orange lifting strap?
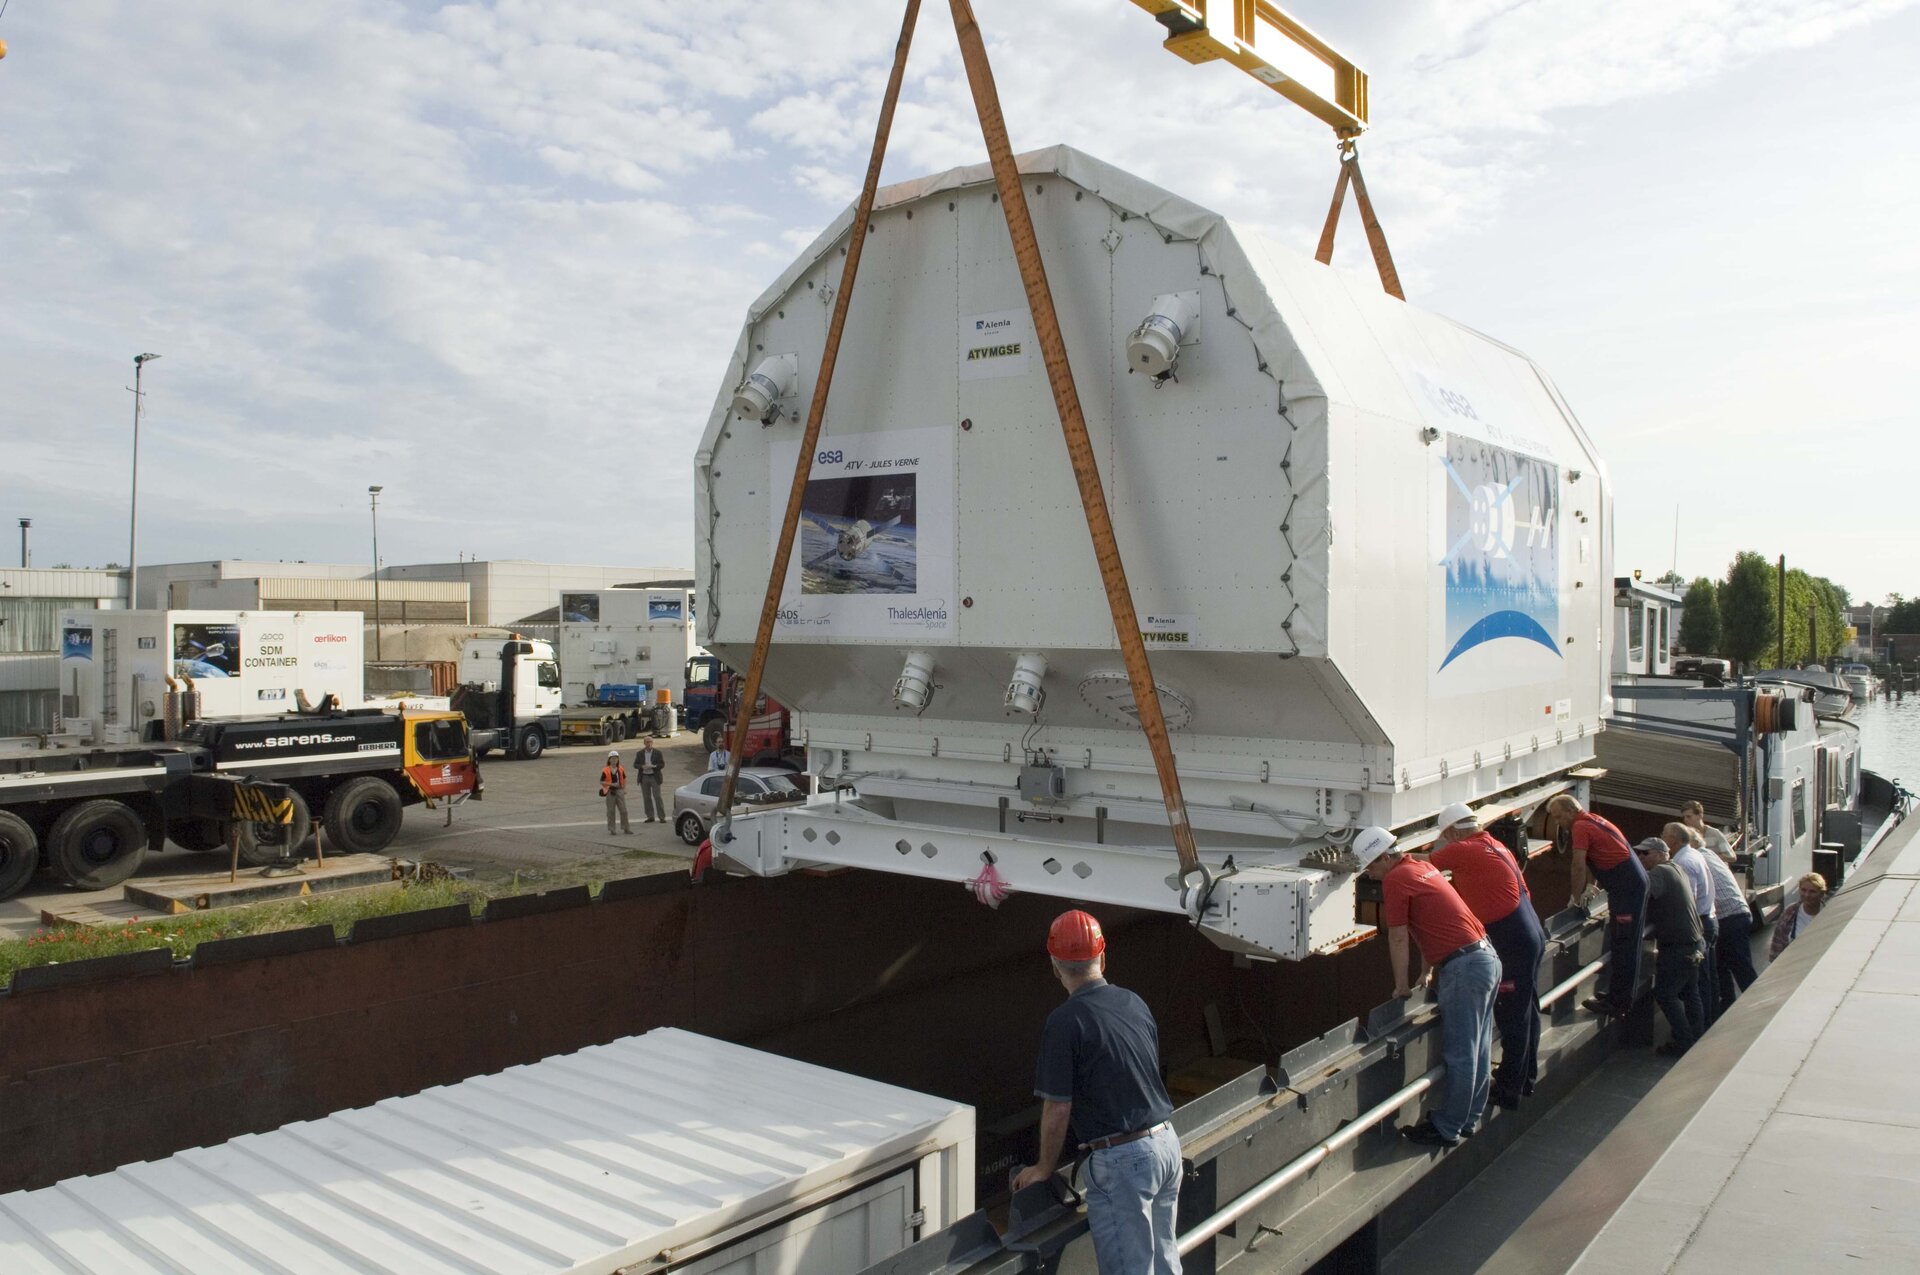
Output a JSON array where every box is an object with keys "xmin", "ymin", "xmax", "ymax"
[{"xmin": 1314, "ymin": 141, "xmax": 1404, "ymax": 300}]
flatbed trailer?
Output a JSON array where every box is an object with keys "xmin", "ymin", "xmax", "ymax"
[{"xmin": 558, "ymin": 704, "xmax": 657, "ymax": 746}]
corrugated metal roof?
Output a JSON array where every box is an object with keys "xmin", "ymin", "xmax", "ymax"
[{"xmin": 0, "ymin": 1029, "xmax": 971, "ymax": 1275}]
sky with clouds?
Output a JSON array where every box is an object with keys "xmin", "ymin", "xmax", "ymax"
[{"xmin": 2, "ymin": 0, "xmax": 1916, "ymax": 603}]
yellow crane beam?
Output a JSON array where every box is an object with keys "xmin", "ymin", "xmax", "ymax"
[
  {"xmin": 1128, "ymin": 0, "xmax": 1402, "ymax": 299},
  {"xmin": 1129, "ymin": 0, "xmax": 1368, "ymax": 138}
]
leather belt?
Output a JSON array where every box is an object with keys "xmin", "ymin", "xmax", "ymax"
[
  {"xmin": 1081, "ymin": 1120, "xmax": 1169, "ymax": 1152},
  {"xmin": 1435, "ymin": 938, "xmax": 1491, "ymax": 970}
]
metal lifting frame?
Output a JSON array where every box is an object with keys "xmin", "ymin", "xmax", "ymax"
[
  {"xmin": 714, "ymin": 0, "xmax": 1207, "ymax": 897},
  {"xmin": 1130, "ymin": 0, "xmax": 1404, "ymax": 299}
]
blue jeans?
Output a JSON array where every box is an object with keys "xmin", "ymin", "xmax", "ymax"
[
  {"xmin": 1485, "ymin": 905, "xmax": 1545, "ymax": 1102},
  {"xmin": 1654, "ymin": 942, "xmax": 1706, "ymax": 1045},
  {"xmin": 1594, "ymin": 857, "xmax": 1649, "ymax": 1009},
  {"xmin": 1715, "ymin": 910, "xmax": 1758, "ymax": 1011},
  {"xmin": 1697, "ymin": 914, "xmax": 1720, "ymax": 1026},
  {"xmin": 1085, "ymin": 1123, "xmax": 1183, "ymax": 1275},
  {"xmin": 1433, "ymin": 944, "xmax": 1500, "ymax": 1140}
]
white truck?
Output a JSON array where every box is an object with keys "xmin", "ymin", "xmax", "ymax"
[
  {"xmin": 695, "ymin": 146, "xmax": 1613, "ymax": 962},
  {"xmin": 57, "ymin": 608, "xmax": 365, "ymax": 744},
  {"xmin": 450, "ymin": 636, "xmax": 565, "ymax": 759}
]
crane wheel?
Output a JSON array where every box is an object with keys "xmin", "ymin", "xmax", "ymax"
[
  {"xmin": 323, "ymin": 777, "xmax": 404, "ymax": 855},
  {"xmin": 47, "ymin": 800, "xmax": 147, "ymax": 890},
  {"xmin": 0, "ymin": 811, "xmax": 40, "ymax": 901}
]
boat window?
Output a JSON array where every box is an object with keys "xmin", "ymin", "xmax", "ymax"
[
  {"xmin": 1792, "ymin": 779, "xmax": 1808, "ymax": 843},
  {"xmin": 1846, "ymin": 755, "xmax": 1857, "ymax": 801},
  {"xmin": 537, "ymin": 661, "xmax": 562, "ymax": 690},
  {"xmin": 1658, "ymin": 606, "xmax": 1670, "ymax": 662},
  {"xmin": 1628, "ymin": 605, "xmax": 1644, "ymax": 664}
]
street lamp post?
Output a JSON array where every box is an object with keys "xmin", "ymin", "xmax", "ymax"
[
  {"xmin": 368, "ymin": 485, "xmax": 384, "ymax": 660},
  {"xmin": 128, "ymin": 353, "xmax": 161, "ymax": 607}
]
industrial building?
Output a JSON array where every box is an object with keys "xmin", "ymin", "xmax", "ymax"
[
  {"xmin": 0, "ymin": 569, "xmax": 128, "ymax": 735},
  {"xmin": 0, "ymin": 559, "xmax": 689, "ymax": 733},
  {"xmin": 383, "ymin": 560, "xmax": 689, "ymax": 627},
  {"xmin": 140, "ymin": 558, "xmax": 688, "ymax": 628}
]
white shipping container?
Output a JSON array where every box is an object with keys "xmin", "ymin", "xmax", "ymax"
[
  {"xmin": 694, "ymin": 145, "xmax": 1612, "ymax": 960},
  {"xmin": 57, "ymin": 608, "xmax": 366, "ymax": 743},
  {"xmin": 0, "ymin": 1029, "xmax": 975, "ymax": 1275},
  {"xmin": 556, "ymin": 588, "xmax": 701, "ymax": 706}
]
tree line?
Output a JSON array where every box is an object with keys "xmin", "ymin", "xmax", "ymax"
[{"xmin": 1676, "ymin": 552, "xmax": 1860, "ymax": 669}]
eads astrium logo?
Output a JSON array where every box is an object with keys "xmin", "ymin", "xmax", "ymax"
[{"xmin": 1437, "ymin": 436, "xmax": 1560, "ymax": 671}]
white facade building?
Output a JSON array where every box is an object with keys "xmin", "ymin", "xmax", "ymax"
[
  {"xmin": 0, "ymin": 568, "xmax": 129, "ymax": 735},
  {"xmin": 386, "ymin": 561, "xmax": 690, "ymax": 626}
]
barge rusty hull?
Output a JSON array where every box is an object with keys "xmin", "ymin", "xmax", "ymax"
[{"xmin": 0, "ymin": 868, "xmax": 1403, "ymax": 1197}]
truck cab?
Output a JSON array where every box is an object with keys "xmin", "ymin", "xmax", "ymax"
[
  {"xmin": 683, "ymin": 656, "xmax": 799, "ymax": 767},
  {"xmin": 452, "ymin": 637, "xmax": 564, "ymax": 759}
]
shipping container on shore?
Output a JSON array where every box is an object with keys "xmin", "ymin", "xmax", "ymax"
[
  {"xmin": 56, "ymin": 608, "xmax": 365, "ymax": 744},
  {"xmin": 555, "ymin": 587, "xmax": 701, "ymax": 707}
]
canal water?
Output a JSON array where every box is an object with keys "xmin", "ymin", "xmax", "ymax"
[{"xmin": 1854, "ymin": 693, "xmax": 1920, "ymax": 790}]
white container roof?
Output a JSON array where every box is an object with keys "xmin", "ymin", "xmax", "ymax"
[{"xmin": 0, "ymin": 1028, "xmax": 973, "ymax": 1275}]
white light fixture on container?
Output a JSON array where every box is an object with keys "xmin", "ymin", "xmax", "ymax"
[
  {"xmin": 893, "ymin": 651, "xmax": 936, "ymax": 711},
  {"xmin": 1004, "ymin": 652, "xmax": 1048, "ymax": 715},
  {"xmin": 730, "ymin": 353, "xmax": 799, "ymax": 425},
  {"xmin": 1125, "ymin": 291, "xmax": 1199, "ymax": 383}
]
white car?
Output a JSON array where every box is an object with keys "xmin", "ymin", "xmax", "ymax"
[{"xmin": 673, "ymin": 768, "xmax": 809, "ymax": 846}]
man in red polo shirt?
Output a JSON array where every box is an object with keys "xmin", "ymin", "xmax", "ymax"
[
  {"xmin": 1424, "ymin": 803, "xmax": 1545, "ymax": 1110},
  {"xmin": 1356, "ymin": 825, "xmax": 1499, "ymax": 1147},
  {"xmin": 1548, "ymin": 794, "xmax": 1647, "ymax": 1016}
]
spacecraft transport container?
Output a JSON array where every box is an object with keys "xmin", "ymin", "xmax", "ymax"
[
  {"xmin": 694, "ymin": 146, "xmax": 1612, "ymax": 961},
  {"xmin": 555, "ymin": 586, "xmax": 700, "ymax": 710},
  {"xmin": 57, "ymin": 609, "xmax": 365, "ymax": 746}
]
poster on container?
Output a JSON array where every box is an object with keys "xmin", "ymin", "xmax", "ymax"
[
  {"xmin": 1430, "ymin": 432, "xmax": 1562, "ymax": 695},
  {"xmin": 172, "ymin": 623, "xmax": 241, "ymax": 678},
  {"xmin": 61, "ymin": 625, "xmax": 93, "ymax": 662},
  {"xmin": 561, "ymin": 593, "xmax": 600, "ymax": 624},
  {"xmin": 769, "ymin": 427, "xmax": 953, "ymax": 639},
  {"xmin": 647, "ymin": 595, "xmax": 683, "ymax": 622}
]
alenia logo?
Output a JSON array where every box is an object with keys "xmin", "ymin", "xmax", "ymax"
[{"xmin": 975, "ymin": 317, "xmax": 1014, "ymax": 332}]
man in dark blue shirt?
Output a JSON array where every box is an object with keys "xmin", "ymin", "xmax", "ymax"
[{"xmin": 1013, "ymin": 910, "xmax": 1182, "ymax": 1274}]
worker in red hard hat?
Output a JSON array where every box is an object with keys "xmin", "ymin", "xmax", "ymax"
[{"xmin": 1013, "ymin": 910, "xmax": 1182, "ymax": 1274}]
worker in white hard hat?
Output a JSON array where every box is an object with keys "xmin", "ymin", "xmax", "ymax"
[
  {"xmin": 1421, "ymin": 804, "xmax": 1545, "ymax": 1110},
  {"xmin": 1355, "ymin": 825, "xmax": 1499, "ymax": 1147},
  {"xmin": 600, "ymin": 749, "xmax": 632, "ymax": 836}
]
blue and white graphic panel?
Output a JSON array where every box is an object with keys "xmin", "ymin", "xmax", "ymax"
[{"xmin": 1432, "ymin": 433, "xmax": 1562, "ymax": 693}]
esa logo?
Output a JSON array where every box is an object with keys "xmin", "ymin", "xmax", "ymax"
[{"xmin": 817, "ymin": 450, "xmax": 844, "ymax": 465}]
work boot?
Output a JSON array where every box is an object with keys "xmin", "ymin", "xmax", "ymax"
[{"xmin": 1400, "ymin": 1119, "xmax": 1459, "ymax": 1149}]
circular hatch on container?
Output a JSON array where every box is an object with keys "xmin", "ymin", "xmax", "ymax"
[{"xmin": 1076, "ymin": 670, "xmax": 1196, "ymax": 731}]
